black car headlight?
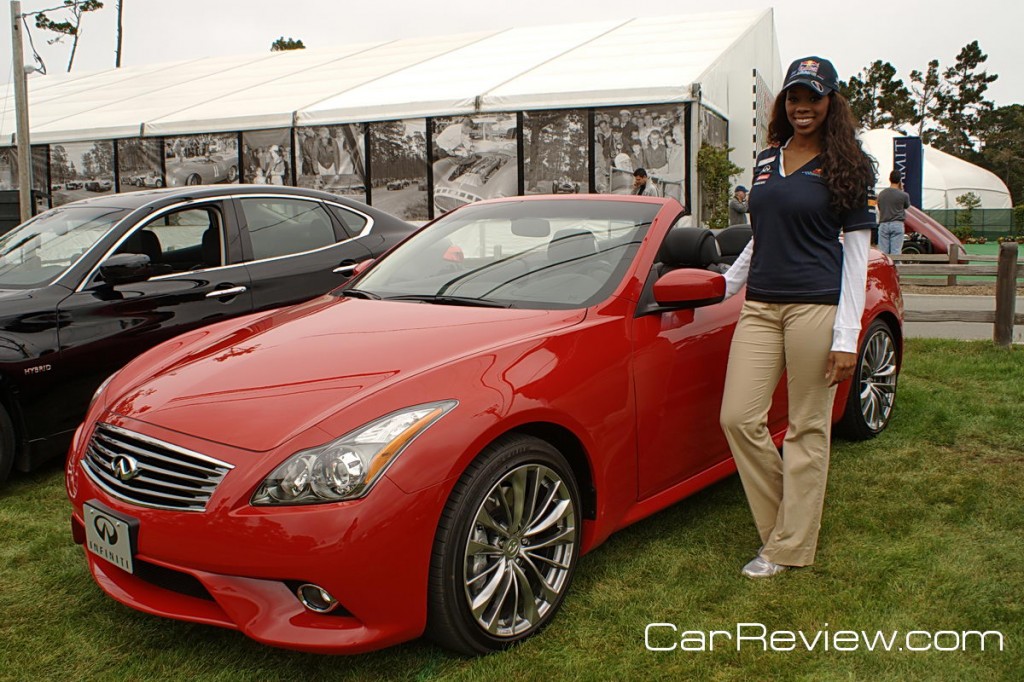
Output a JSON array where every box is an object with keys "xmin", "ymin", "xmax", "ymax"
[{"xmin": 251, "ymin": 400, "xmax": 457, "ymax": 506}]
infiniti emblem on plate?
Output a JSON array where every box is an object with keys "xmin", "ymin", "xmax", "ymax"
[{"xmin": 111, "ymin": 455, "xmax": 141, "ymax": 482}]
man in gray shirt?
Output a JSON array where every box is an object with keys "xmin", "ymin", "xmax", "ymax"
[
  {"xmin": 877, "ymin": 170, "xmax": 911, "ymax": 255},
  {"xmin": 729, "ymin": 185, "xmax": 749, "ymax": 225}
]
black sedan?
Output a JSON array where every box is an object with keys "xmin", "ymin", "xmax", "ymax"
[{"xmin": 0, "ymin": 185, "xmax": 414, "ymax": 486}]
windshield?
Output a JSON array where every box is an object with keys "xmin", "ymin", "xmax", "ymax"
[
  {"xmin": 0, "ymin": 205, "xmax": 130, "ymax": 288},
  {"xmin": 352, "ymin": 200, "xmax": 657, "ymax": 309}
]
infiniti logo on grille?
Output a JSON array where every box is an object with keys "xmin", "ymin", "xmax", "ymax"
[{"xmin": 110, "ymin": 455, "xmax": 141, "ymax": 482}]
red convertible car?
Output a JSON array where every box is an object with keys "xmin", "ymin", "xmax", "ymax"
[{"xmin": 66, "ymin": 196, "xmax": 903, "ymax": 655}]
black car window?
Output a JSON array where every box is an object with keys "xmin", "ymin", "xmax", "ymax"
[
  {"xmin": 328, "ymin": 204, "xmax": 368, "ymax": 238},
  {"xmin": 0, "ymin": 205, "xmax": 129, "ymax": 288},
  {"xmin": 115, "ymin": 207, "xmax": 224, "ymax": 274},
  {"xmin": 239, "ymin": 198, "xmax": 337, "ymax": 260}
]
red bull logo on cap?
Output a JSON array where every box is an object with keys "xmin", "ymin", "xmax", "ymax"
[{"xmin": 797, "ymin": 60, "xmax": 821, "ymax": 76}]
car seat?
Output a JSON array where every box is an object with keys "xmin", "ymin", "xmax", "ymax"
[
  {"xmin": 713, "ymin": 225, "xmax": 753, "ymax": 265},
  {"xmin": 118, "ymin": 229, "xmax": 162, "ymax": 263},
  {"xmin": 658, "ymin": 227, "xmax": 721, "ymax": 270},
  {"xmin": 201, "ymin": 226, "xmax": 222, "ymax": 268}
]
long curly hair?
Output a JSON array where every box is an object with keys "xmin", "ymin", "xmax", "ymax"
[{"xmin": 768, "ymin": 88, "xmax": 876, "ymax": 213}]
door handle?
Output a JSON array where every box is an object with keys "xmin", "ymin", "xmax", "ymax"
[
  {"xmin": 333, "ymin": 261, "xmax": 359, "ymax": 275},
  {"xmin": 205, "ymin": 285, "xmax": 247, "ymax": 299}
]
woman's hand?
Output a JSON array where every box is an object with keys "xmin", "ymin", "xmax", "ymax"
[{"xmin": 826, "ymin": 351, "xmax": 857, "ymax": 386}]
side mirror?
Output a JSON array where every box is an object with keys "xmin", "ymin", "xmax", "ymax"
[
  {"xmin": 99, "ymin": 253, "xmax": 153, "ymax": 285},
  {"xmin": 653, "ymin": 269, "xmax": 725, "ymax": 309},
  {"xmin": 352, "ymin": 259, "xmax": 374, "ymax": 277}
]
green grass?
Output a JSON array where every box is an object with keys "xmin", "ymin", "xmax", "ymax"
[{"xmin": 1, "ymin": 339, "xmax": 1022, "ymax": 681}]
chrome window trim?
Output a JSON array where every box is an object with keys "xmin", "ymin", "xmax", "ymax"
[
  {"xmin": 73, "ymin": 197, "xmax": 231, "ymax": 293},
  {"xmin": 230, "ymin": 194, "xmax": 375, "ymax": 267},
  {"xmin": 71, "ymin": 192, "xmax": 377, "ymax": 294}
]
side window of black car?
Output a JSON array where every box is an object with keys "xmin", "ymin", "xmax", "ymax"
[
  {"xmin": 239, "ymin": 198, "xmax": 338, "ymax": 260},
  {"xmin": 115, "ymin": 207, "xmax": 224, "ymax": 274},
  {"xmin": 328, "ymin": 205, "xmax": 368, "ymax": 238}
]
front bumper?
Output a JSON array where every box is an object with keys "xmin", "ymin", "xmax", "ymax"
[{"xmin": 67, "ymin": 417, "xmax": 449, "ymax": 654}]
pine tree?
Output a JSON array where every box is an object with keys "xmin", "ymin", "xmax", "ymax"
[
  {"xmin": 838, "ymin": 61, "xmax": 915, "ymax": 130},
  {"xmin": 931, "ymin": 41, "xmax": 998, "ymax": 156}
]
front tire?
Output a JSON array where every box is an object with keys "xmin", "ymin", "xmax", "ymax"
[
  {"xmin": 427, "ymin": 434, "xmax": 580, "ymax": 655},
  {"xmin": 0, "ymin": 404, "xmax": 16, "ymax": 487},
  {"xmin": 835, "ymin": 319, "xmax": 899, "ymax": 440},
  {"xmin": 185, "ymin": 173, "xmax": 202, "ymax": 186}
]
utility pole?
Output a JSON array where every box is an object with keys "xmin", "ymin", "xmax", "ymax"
[{"xmin": 10, "ymin": 1, "xmax": 33, "ymax": 223}]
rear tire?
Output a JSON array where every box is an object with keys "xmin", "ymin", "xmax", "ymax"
[
  {"xmin": 427, "ymin": 434, "xmax": 580, "ymax": 655},
  {"xmin": 835, "ymin": 319, "xmax": 899, "ymax": 440}
]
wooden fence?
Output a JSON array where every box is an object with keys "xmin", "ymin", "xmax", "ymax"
[{"xmin": 893, "ymin": 242, "xmax": 1021, "ymax": 348}]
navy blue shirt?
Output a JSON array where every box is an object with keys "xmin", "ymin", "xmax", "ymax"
[{"xmin": 746, "ymin": 145, "xmax": 876, "ymax": 305}]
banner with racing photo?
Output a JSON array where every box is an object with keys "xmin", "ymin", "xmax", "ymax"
[
  {"xmin": 368, "ymin": 119, "xmax": 428, "ymax": 221},
  {"xmin": 165, "ymin": 134, "xmax": 239, "ymax": 188},
  {"xmin": 295, "ymin": 125, "xmax": 366, "ymax": 200},
  {"xmin": 242, "ymin": 129, "xmax": 293, "ymax": 186},
  {"xmin": 523, "ymin": 110, "xmax": 589, "ymax": 196},
  {"xmin": 116, "ymin": 139, "xmax": 164, "ymax": 193},
  {"xmin": 593, "ymin": 105, "xmax": 685, "ymax": 203},
  {"xmin": 431, "ymin": 114, "xmax": 518, "ymax": 215},
  {"xmin": 49, "ymin": 141, "xmax": 115, "ymax": 207}
]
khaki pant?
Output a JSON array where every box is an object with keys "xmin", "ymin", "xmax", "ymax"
[{"xmin": 720, "ymin": 301, "xmax": 838, "ymax": 567}]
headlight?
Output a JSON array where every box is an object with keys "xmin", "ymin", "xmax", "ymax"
[{"xmin": 251, "ymin": 400, "xmax": 457, "ymax": 505}]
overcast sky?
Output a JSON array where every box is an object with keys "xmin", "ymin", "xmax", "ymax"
[{"xmin": 3, "ymin": 0, "xmax": 1020, "ymax": 106}]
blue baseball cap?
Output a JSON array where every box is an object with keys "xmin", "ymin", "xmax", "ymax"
[{"xmin": 782, "ymin": 56, "xmax": 840, "ymax": 96}]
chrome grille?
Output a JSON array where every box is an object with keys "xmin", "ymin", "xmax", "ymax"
[{"xmin": 82, "ymin": 423, "xmax": 233, "ymax": 512}]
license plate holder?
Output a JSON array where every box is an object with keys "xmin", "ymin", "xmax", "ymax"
[{"xmin": 84, "ymin": 501, "xmax": 137, "ymax": 574}]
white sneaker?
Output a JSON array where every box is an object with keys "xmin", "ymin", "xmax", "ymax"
[{"xmin": 741, "ymin": 555, "xmax": 789, "ymax": 579}]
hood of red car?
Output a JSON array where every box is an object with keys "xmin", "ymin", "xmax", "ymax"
[{"xmin": 108, "ymin": 297, "xmax": 584, "ymax": 451}]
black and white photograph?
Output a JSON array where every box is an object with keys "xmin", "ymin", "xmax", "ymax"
[
  {"xmin": 523, "ymin": 109, "xmax": 588, "ymax": 195},
  {"xmin": 116, "ymin": 138, "xmax": 164, "ymax": 193},
  {"xmin": 1, "ymin": 146, "xmax": 51, "ymax": 213},
  {"xmin": 432, "ymin": 113, "xmax": 518, "ymax": 215},
  {"xmin": 369, "ymin": 118, "xmax": 428, "ymax": 221},
  {"xmin": 242, "ymin": 129, "xmax": 293, "ymax": 185},
  {"xmin": 49, "ymin": 141, "xmax": 115, "ymax": 207},
  {"xmin": 295, "ymin": 124, "xmax": 366, "ymax": 199},
  {"xmin": 164, "ymin": 133, "xmax": 239, "ymax": 187},
  {"xmin": 593, "ymin": 105, "xmax": 685, "ymax": 204}
]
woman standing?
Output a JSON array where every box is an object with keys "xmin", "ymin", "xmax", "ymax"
[{"xmin": 719, "ymin": 56, "xmax": 877, "ymax": 579}]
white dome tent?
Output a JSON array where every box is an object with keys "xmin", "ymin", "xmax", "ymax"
[{"xmin": 860, "ymin": 128, "xmax": 1012, "ymax": 210}]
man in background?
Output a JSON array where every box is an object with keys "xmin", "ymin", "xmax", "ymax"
[
  {"xmin": 729, "ymin": 185, "xmax": 749, "ymax": 225},
  {"xmin": 877, "ymin": 170, "xmax": 911, "ymax": 255}
]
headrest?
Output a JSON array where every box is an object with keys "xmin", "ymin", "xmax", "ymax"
[
  {"xmin": 660, "ymin": 227, "xmax": 720, "ymax": 268},
  {"xmin": 548, "ymin": 228, "xmax": 597, "ymax": 263}
]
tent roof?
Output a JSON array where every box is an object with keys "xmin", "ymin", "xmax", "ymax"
[
  {"xmin": 1, "ymin": 9, "xmax": 772, "ymax": 144},
  {"xmin": 862, "ymin": 128, "xmax": 1012, "ymax": 209}
]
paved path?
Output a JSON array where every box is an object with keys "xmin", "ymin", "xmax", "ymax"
[{"xmin": 903, "ymin": 294, "xmax": 1024, "ymax": 343}]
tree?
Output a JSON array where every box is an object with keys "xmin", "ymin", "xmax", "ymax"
[
  {"xmin": 34, "ymin": 0, "xmax": 105, "ymax": 72},
  {"xmin": 838, "ymin": 61, "xmax": 915, "ymax": 130},
  {"xmin": 930, "ymin": 41, "xmax": 998, "ymax": 156},
  {"xmin": 954, "ymin": 191, "xmax": 982, "ymax": 238},
  {"xmin": 909, "ymin": 59, "xmax": 944, "ymax": 140},
  {"xmin": 271, "ymin": 37, "xmax": 305, "ymax": 52},
  {"xmin": 697, "ymin": 144, "xmax": 742, "ymax": 229},
  {"xmin": 975, "ymin": 104, "xmax": 1024, "ymax": 204}
]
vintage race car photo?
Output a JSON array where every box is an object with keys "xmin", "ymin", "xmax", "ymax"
[
  {"xmin": 433, "ymin": 151, "xmax": 517, "ymax": 214},
  {"xmin": 167, "ymin": 153, "xmax": 240, "ymax": 187},
  {"xmin": 67, "ymin": 195, "xmax": 903, "ymax": 656},
  {"xmin": 0, "ymin": 185, "xmax": 413, "ymax": 486}
]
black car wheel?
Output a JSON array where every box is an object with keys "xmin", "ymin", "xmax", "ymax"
[
  {"xmin": 0, "ymin": 403, "xmax": 17, "ymax": 486},
  {"xmin": 227, "ymin": 166, "xmax": 239, "ymax": 182},
  {"xmin": 185, "ymin": 173, "xmax": 202, "ymax": 186},
  {"xmin": 836, "ymin": 319, "xmax": 899, "ymax": 440},
  {"xmin": 427, "ymin": 434, "xmax": 580, "ymax": 655}
]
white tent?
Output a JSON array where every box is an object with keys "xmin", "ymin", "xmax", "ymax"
[
  {"xmin": 1, "ymin": 10, "xmax": 780, "ymax": 177},
  {"xmin": 861, "ymin": 128, "xmax": 1012, "ymax": 209}
]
